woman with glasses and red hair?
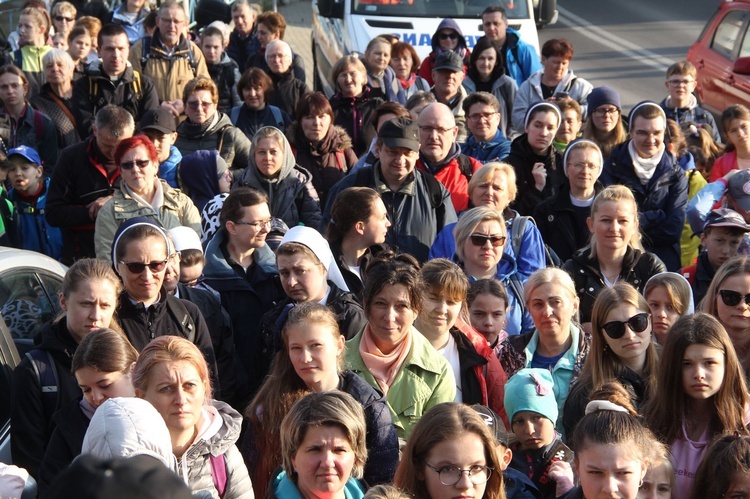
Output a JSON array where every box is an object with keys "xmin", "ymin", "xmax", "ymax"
[{"xmin": 94, "ymin": 134, "xmax": 201, "ymax": 262}]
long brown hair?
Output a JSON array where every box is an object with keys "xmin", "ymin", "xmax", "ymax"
[{"xmin": 645, "ymin": 312, "xmax": 749, "ymax": 444}]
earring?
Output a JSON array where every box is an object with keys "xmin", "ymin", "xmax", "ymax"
[{"xmin": 638, "ymin": 478, "xmax": 644, "ymax": 488}]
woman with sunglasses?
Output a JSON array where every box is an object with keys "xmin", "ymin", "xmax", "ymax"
[
  {"xmin": 94, "ymin": 135, "xmax": 201, "ymax": 263},
  {"xmin": 112, "ymin": 218, "xmax": 217, "ymax": 375},
  {"xmin": 700, "ymin": 256, "xmax": 750, "ymax": 375},
  {"xmin": 562, "ymin": 185, "xmax": 666, "ymax": 332},
  {"xmin": 562, "ymin": 282, "xmax": 658, "ymax": 440},
  {"xmin": 417, "ymin": 19, "xmax": 470, "ymax": 87},
  {"xmin": 453, "ymin": 206, "xmax": 532, "ymax": 336}
]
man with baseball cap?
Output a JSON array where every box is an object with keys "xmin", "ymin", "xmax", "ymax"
[
  {"xmin": 684, "ymin": 205, "xmax": 750, "ymax": 305},
  {"xmin": 323, "ymin": 117, "xmax": 457, "ymax": 262},
  {"xmin": 139, "ymin": 109, "xmax": 181, "ymax": 188},
  {"xmin": 431, "ymin": 51, "xmax": 469, "ymax": 142}
]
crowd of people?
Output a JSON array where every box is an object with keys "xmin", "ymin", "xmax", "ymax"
[{"xmin": 2, "ymin": 0, "xmax": 750, "ymax": 498}]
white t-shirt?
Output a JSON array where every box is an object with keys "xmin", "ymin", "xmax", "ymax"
[{"xmin": 437, "ymin": 333, "xmax": 463, "ymax": 403}]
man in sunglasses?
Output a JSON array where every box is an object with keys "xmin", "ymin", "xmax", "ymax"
[
  {"xmin": 683, "ymin": 208, "xmax": 750, "ymax": 306},
  {"xmin": 73, "ymin": 23, "xmax": 159, "ymax": 138}
]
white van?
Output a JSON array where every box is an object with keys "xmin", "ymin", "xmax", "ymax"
[{"xmin": 311, "ymin": 0, "xmax": 556, "ymax": 96}]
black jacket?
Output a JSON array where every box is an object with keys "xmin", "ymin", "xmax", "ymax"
[
  {"xmin": 685, "ymin": 251, "xmax": 715, "ymax": 307},
  {"xmin": 45, "ymin": 138, "xmax": 121, "ymax": 264},
  {"xmin": 177, "ymin": 283, "xmax": 243, "ymax": 411},
  {"xmin": 533, "ymin": 182, "xmax": 603, "ymax": 263},
  {"xmin": 246, "ymin": 50, "xmax": 306, "ymax": 85},
  {"xmin": 339, "ymin": 370, "xmax": 399, "ymax": 485},
  {"xmin": 330, "ymin": 87, "xmax": 384, "ymax": 157},
  {"xmin": 72, "ymin": 61, "xmax": 159, "ymax": 137},
  {"xmin": 10, "ymin": 318, "xmax": 82, "ymax": 478},
  {"xmin": 232, "ymin": 104, "xmax": 292, "ymax": 140},
  {"xmin": 330, "ymin": 243, "xmax": 390, "ymax": 303},
  {"xmin": 562, "ymin": 246, "xmax": 666, "ymax": 323},
  {"xmin": 37, "ymin": 397, "xmax": 90, "ymax": 492},
  {"xmin": 116, "ymin": 291, "xmax": 219, "ymax": 389},
  {"xmin": 268, "ymin": 68, "xmax": 310, "ymax": 119},
  {"xmin": 207, "ymin": 54, "xmax": 242, "ymax": 115},
  {"xmin": 507, "ymin": 134, "xmax": 564, "ymax": 217},
  {"xmin": 226, "ymin": 30, "xmax": 259, "ymax": 74}
]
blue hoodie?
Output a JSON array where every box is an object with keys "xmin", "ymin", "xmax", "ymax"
[
  {"xmin": 503, "ymin": 27, "xmax": 542, "ymax": 87},
  {"xmin": 158, "ymin": 146, "xmax": 182, "ymax": 189},
  {"xmin": 462, "ymin": 129, "xmax": 511, "ymax": 164},
  {"xmin": 179, "ymin": 150, "xmax": 223, "ymax": 212}
]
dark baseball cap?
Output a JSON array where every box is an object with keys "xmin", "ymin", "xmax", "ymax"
[
  {"xmin": 728, "ymin": 169, "xmax": 750, "ymax": 213},
  {"xmin": 433, "ymin": 51, "xmax": 463, "ymax": 73},
  {"xmin": 471, "ymin": 404, "xmax": 508, "ymax": 447},
  {"xmin": 139, "ymin": 109, "xmax": 177, "ymax": 134},
  {"xmin": 703, "ymin": 208, "xmax": 750, "ymax": 233},
  {"xmin": 378, "ymin": 117, "xmax": 419, "ymax": 152}
]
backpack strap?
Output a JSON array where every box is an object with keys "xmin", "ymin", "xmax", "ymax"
[
  {"xmin": 32, "ymin": 110, "xmax": 44, "ymax": 146},
  {"xmin": 510, "ymin": 215, "xmax": 529, "ymax": 259},
  {"xmin": 229, "ymin": 106, "xmax": 241, "ymax": 125},
  {"xmin": 209, "ymin": 453, "xmax": 227, "ymax": 498},
  {"xmin": 335, "ymin": 150, "xmax": 347, "ymax": 172},
  {"xmin": 166, "ymin": 297, "xmax": 196, "ymax": 343},
  {"xmin": 268, "ymin": 105, "xmax": 284, "ymax": 130},
  {"xmin": 457, "ymin": 154, "xmax": 473, "ymax": 181},
  {"xmin": 25, "ymin": 349, "xmax": 60, "ymax": 417},
  {"xmin": 186, "ymin": 43, "xmax": 198, "ymax": 77},
  {"xmin": 140, "ymin": 36, "xmax": 152, "ymax": 69},
  {"xmin": 130, "ymin": 70, "xmax": 142, "ymax": 97},
  {"xmin": 13, "ymin": 50, "xmax": 22, "ymax": 69}
]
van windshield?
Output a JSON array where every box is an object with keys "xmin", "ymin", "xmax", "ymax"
[{"xmin": 352, "ymin": 0, "xmax": 529, "ymax": 20}]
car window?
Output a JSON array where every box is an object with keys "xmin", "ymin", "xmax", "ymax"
[
  {"xmin": 0, "ymin": 318, "xmax": 19, "ymax": 464},
  {"xmin": 741, "ymin": 23, "xmax": 750, "ymax": 58},
  {"xmin": 0, "ymin": 271, "xmax": 59, "ymax": 341},
  {"xmin": 712, "ymin": 10, "xmax": 748, "ymax": 59}
]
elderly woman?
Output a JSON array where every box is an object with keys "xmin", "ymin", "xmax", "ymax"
[
  {"xmin": 430, "ymin": 161, "xmax": 548, "ymax": 280},
  {"xmin": 511, "ymin": 38, "xmax": 592, "ymax": 135},
  {"xmin": 329, "ymin": 55, "xmax": 384, "ymax": 157},
  {"xmin": 453, "ymin": 206, "xmax": 533, "ymax": 336},
  {"xmin": 534, "ymin": 138, "xmax": 604, "ymax": 263},
  {"xmin": 231, "ymin": 67, "xmax": 291, "ymax": 139},
  {"xmin": 264, "ymin": 40, "xmax": 310, "ymax": 119},
  {"xmin": 174, "ymin": 76, "xmax": 252, "ymax": 172},
  {"xmin": 344, "ymin": 252, "xmax": 456, "ymax": 439},
  {"xmin": 499, "ymin": 267, "xmax": 589, "ymax": 430},
  {"xmin": 30, "ymin": 48, "xmax": 80, "ymax": 149},
  {"xmin": 134, "ymin": 335, "xmax": 253, "ymax": 498},
  {"xmin": 290, "ymin": 92, "xmax": 357, "ymax": 206},
  {"xmin": 236, "ymin": 126, "xmax": 322, "ymax": 239},
  {"xmin": 273, "ymin": 391, "xmax": 368, "ymax": 499},
  {"xmin": 95, "ymin": 135, "xmax": 201, "ymax": 262}
]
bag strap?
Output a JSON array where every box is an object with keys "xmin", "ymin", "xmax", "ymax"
[
  {"xmin": 33, "ymin": 110, "xmax": 44, "ymax": 144},
  {"xmin": 510, "ymin": 215, "xmax": 529, "ymax": 259},
  {"xmin": 209, "ymin": 453, "xmax": 227, "ymax": 498},
  {"xmin": 166, "ymin": 297, "xmax": 196, "ymax": 343},
  {"xmin": 335, "ymin": 150, "xmax": 347, "ymax": 173},
  {"xmin": 229, "ymin": 106, "xmax": 241, "ymax": 125},
  {"xmin": 457, "ymin": 154, "xmax": 473, "ymax": 181},
  {"xmin": 269, "ymin": 105, "xmax": 283, "ymax": 129},
  {"xmin": 46, "ymin": 91, "xmax": 77, "ymax": 128},
  {"xmin": 140, "ymin": 36, "xmax": 152, "ymax": 69},
  {"xmin": 25, "ymin": 349, "xmax": 60, "ymax": 417}
]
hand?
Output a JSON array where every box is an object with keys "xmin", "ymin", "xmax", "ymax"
[
  {"xmin": 87, "ymin": 195, "xmax": 113, "ymax": 220},
  {"xmin": 548, "ymin": 460, "xmax": 575, "ymax": 496},
  {"xmin": 724, "ymin": 168, "xmax": 740, "ymax": 182},
  {"xmin": 532, "ymin": 162, "xmax": 547, "ymax": 191}
]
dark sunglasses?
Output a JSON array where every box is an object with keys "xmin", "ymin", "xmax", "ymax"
[
  {"xmin": 55, "ymin": 15, "xmax": 74, "ymax": 22},
  {"xmin": 439, "ymin": 32, "xmax": 458, "ymax": 40},
  {"xmin": 719, "ymin": 289, "xmax": 750, "ymax": 307},
  {"xmin": 601, "ymin": 312, "xmax": 650, "ymax": 339},
  {"xmin": 118, "ymin": 259, "xmax": 168, "ymax": 274},
  {"xmin": 469, "ymin": 234, "xmax": 506, "ymax": 247},
  {"xmin": 120, "ymin": 159, "xmax": 151, "ymax": 170}
]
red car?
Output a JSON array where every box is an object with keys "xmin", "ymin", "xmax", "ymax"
[{"xmin": 688, "ymin": 0, "xmax": 750, "ymax": 114}]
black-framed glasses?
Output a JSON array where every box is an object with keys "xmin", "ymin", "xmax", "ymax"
[
  {"xmin": 593, "ymin": 107, "xmax": 619, "ymax": 117},
  {"xmin": 424, "ymin": 463, "xmax": 493, "ymax": 486},
  {"xmin": 118, "ymin": 259, "xmax": 168, "ymax": 274},
  {"xmin": 719, "ymin": 289, "xmax": 750, "ymax": 307},
  {"xmin": 186, "ymin": 100, "xmax": 214, "ymax": 110},
  {"xmin": 120, "ymin": 159, "xmax": 151, "ymax": 170},
  {"xmin": 602, "ymin": 312, "xmax": 650, "ymax": 339},
  {"xmin": 439, "ymin": 32, "xmax": 459, "ymax": 40},
  {"xmin": 233, "ymin": 218, "xmax": 272, "ymax": 230},
  {"xmin": 469, "ymin": 234, "xmax": 506, "ymax": 247}
]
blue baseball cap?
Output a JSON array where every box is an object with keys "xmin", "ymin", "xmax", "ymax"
[{"xmin": 7, "ymin": 146, "xmax": 42, "ymax": 166}]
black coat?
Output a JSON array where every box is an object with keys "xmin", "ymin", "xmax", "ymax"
[
  {"xmin": 330, "ymin": 88, "xmax": 384, "ymax": 157},
  {"xmin": 268, "ymin": 68, "xmax": 310, "ymax": 119},
  {"xmin": 45, "ymin": 138, "xmax": 121, "ymax": 264},
  {"xmin": 226, "ymin": 30, "xmax": 259, "ymax": 74},
  {"xmin": 207, "ymin": 54, "xmax": 242, "ymax": 115},
  {"xmin": 453, "ymin": 328, "xmax": 487, "ymax": 406},
  {"xmin": 506, "ymin": 134, "xmax": 564, "ymax": 217},
  {"xmin": 562, "ymin": 246, "xmax": 666, "ymax": 323},
  {"xmin": 37, "ymin": 397, "xmax": 90, "ymax": 492},
  {"xmin": 10, "ymin": 318, "xmax": 82, "ymax": 478}
]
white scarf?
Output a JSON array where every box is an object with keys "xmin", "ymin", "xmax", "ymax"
[
  {"xmin": 628, "ymin": 141, "xmax": 664, "ymax": 185},
  {"xmin": 125, "ymin": 179, "xmax": 164, "ymax": 215}
]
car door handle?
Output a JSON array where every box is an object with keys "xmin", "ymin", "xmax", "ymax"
[{"xmin": 724, "ymin": 74, "xmax": 736, "ymax": 85}]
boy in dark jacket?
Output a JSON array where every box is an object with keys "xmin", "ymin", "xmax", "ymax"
[{"xmin": 201, "ymin": 26, "xmax": 242, "ymax": 115}]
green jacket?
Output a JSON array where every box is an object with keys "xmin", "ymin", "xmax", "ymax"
[{"xmin": 345, "ymin": 327, "xmax": 456, "ymax": 439}]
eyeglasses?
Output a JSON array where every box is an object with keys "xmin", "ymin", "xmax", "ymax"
[
  {"xmin": 668, "ymin": 78, "xmax": 694, "ymax": 87},
  {"xmin": 160, "ymin": 17, "xmax": 185, "ymax": 25},
  {"xmin": 55, "ymin": 15, "xmax": 74, "ymax": 22},
  {"xmin": 468, "ymin": 112, "xmax": 498, "ymax": 122},
  {"xmin": 118, "ymin": 259, "xmax": 168, "ymax": 274},
  {"xmin": 233, "ymin": 218, "xmax": 272, "ymax": 230},
  {"xmin": 601, "ymin": 312, "xmax": 650, "ymax": 339},
  {"xmin": 120, "ymin": 159, "xmax": 151, "ymax": 170},
  {"xmin": 186, "ymin": 100, "xmax": 214, "ymax": 110},
  {"xmin": 719, "ymin": 289, "xmax": 750, "ymax": 307},
  {"xmin": 469, "ymin": 234, "xmax": 506, "ymax": 247},
  {"xmin": 424, "ymin": 463, "xmax": 493, "ymax": 486},
  {"xmin": 593, "ymin": 107, "xmax": 619, "ymax": 117},
  {"xmin": 218, "ymin": 169, "xmax": 232, "ymax": 182},
  {"xmin": 438, "ymin": 32, "xmax": 459, "ymax": 40},
  {"xmin": 418, "ymin": 125, "xmax": 455, "ymax": 135},
  {"xmin": 568, "ymin": 162, "xmax": 599, "ymax": 171}
]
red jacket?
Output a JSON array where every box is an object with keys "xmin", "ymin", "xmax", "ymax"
[
  {"xmin": 417, "ymin": 154, "xmax": 482, "ymax": 212},
  {"xmin": 710, "ymin": 150, "xmax": 738, "ymax": 181}
]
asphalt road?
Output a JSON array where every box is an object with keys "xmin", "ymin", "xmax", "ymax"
[{"xmin": 539, "ymin": 0, "xmax": 719, "ymax": 112}]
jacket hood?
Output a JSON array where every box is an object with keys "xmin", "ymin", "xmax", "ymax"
[
  {"xmin": 660, "ymin": 94, "xmax": 698, "ymax": 112},
  {"xmin": 35, "ymin": 317, "xmax": 78, "ymax": 354},
  {"xmin": 179, "ymin": 150, "xmax": 222, "ymax": 209},
  {"xmin": 240, "ymin": 126, "xmax": 297, "ymax": 184},
  {"xmin": 504, "ymin": 27, "xmax": 521, "ymax": 49},
  {"xmin": 431, "ymin": 18, "xmax": 468, "ymax": 53},
  {"xmin": 82, "ymin": 397, "xmax": 179, "ymax": 473},
  {"xmin": 187, "ymin": 399, "xmax": 243, "ymax": 456},
  {"xmin": 645, "ymin": 272, "xmax": 695, "ymax": 314}
]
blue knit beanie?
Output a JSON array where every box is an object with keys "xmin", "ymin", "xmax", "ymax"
[
  {"xmin": 587, "ymin": 86, "xmax": 621, "ymax": 112},
  {"xmin": 503, "ymin": 368, "xmax": 558, "ymax": 425}
]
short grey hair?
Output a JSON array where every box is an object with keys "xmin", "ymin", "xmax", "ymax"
[
  {"xmin": 453, "ymin": 206, "xmax": 506, "ymax": 262},
  {"xmin": 43, "ymin": 48, "xmax": 74, "ymax": 75},
  {"xmin": 265, "ymin": 40, "xmax": 292, "ymax": 62},
  {"xmin": 94, "ymin": 105, "xmax": 135, "ymax": 138}
]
